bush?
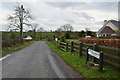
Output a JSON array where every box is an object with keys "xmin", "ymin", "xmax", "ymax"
[
  {"xmin": 60, "ymin": 35, "xmax": 66, "ymax": 42},
  {"xmin": 65, "ymin": 32, "xmax": 71, "ymax": 39},
  {"xmin": 98, "ymin": 36, "xmax": 120, "ymax": 39},
  {"xmin": 2, "ymin": 32, "xmax": 22, "ymax": 48},
  {"xmin": 79, "ymin": 38, "xmax": 120, "ymax": 48}
]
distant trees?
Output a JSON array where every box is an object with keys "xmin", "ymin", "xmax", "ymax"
[
  {"xmin": 36, "ymin": 27, "xmax": 45, "ymax": 40},
  {"xmin": 61, "ymin": 24, "xmax": 72, "ymax": 39},
  {"xmin": 79, "ymin": 30, "xmax": 85, "ymax": 37},
  {"xmin": 86, "ymin": 31, "xmax": 92, "ymax": 36},
  {"xmin": 85, "ymin": 28, "xmax": 92, "ymax": 36},
  {"xmin": 30, "ymin": 23, "xmax": 39, "ymax": 39},
  {"xmin": 55, "ymin": 28, "xmax": 62, "ymax": 32},
  {"xmin": 7, "ymin": 3, "xmax": 33, "ymax": 41},
  {"xmin": 37, "ymin": 27, "xmax": 45, "ymax": 32},
  {"xmin": 55, "ymin": 24, "xmax": 73, "ymax": 32},
  {"xmin": 79, "ymin": 28, "xmax": 93, "ymax": 38},
  {"xmin": 60, "ymin": 24, "xmax": 73, "ymax": 32},
  {"xmin": 55, "ymin": 24, "xmax": 73, "ymax": 39}
]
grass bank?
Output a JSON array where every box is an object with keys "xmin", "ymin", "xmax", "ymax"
[
  {"xmin": 1, "ymin": 41, "xmax": 35, "ymax": 56},
  {"xmin": 46, "ymin": 41, "xmax": 120, "ymax": 79}
]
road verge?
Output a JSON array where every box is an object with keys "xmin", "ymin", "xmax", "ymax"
[
  {"xmin": 46, "ymin": 41, "xmax": 120, "ymax": 78},
  {"xmin": 1, "ymin": 41, "xmax": 35, "ymax": 57}
]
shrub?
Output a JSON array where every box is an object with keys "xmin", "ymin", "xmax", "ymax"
[
  {"xmin": 65, "ymin": 32, "xmax": 71, "ymax": 39},
  {"xmin": 60, "ymin": 35, "xmax": 66, "ymax": 42},
  {"xmin": 79, "ymin": 38, "xmax": 120, "ymax": 48},
  {"xmin": 2, "ymin": 32, "xmax": 23, "ymax": 48}
]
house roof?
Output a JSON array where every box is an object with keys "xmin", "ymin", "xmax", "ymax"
[
  {"xmin": 99, "ymin": 26, "xmax": 115, "ymax": 34},
  {"xmin": 110, "ymin": 20, "xmax": 120, "ymax": 29},
  {"xmin": 97, "ymin": 20, "xmax": 120, "ymax": 34}
]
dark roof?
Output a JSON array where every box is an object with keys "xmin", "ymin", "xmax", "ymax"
[
  {"xmin": 99, "ymin": 26, "xmax": 115, "ymax": 34},
  {"xmin": 110, "ymin": 20, "xmax": 120, "ymax": 29},
  {"xmin": 97, "ymin": 20, "xmax": 120, "ymax": 34}
]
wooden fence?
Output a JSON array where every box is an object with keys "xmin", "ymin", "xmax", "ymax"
[{"xmin": 58, "ymin": 41, "xmax": 120, "ymax": 71}]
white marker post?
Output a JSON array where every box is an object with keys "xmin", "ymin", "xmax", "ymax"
[
  {"xmin": 55, "ymin": 38, "xmax": 58, "ymax": 43},
  {"xmin": 86, "ymin": 48, "xmax": 104, "ymax": 71}
]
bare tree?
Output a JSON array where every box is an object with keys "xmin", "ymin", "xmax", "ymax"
[
  {"xmin": 30, "ymin": 23, "xmax": 39, "ymax": 39},
  {"xmin": 37, "ymin": 27, "xmax": 45, "ymax": 40},
  {"xmin": 7, "ymin": 3, "xmax": 33, "ymax": 41},
  {"xmin": 37, "ymin": 27, "xmax": 45, "ymax": 32},
  {"xmin": 60, "ymin": 24, "xmax": 73, "ymax": 32},
  {"xmin": 55, "ymin": 28, "xmax": 62, "ymax": 32},
  {"xmin": 57, "ymin": 24, "xmax": 73, "ymax": 39},
  {"xmin": 85, "ymin": 28, "xmax": 90, "ymax": 32}
]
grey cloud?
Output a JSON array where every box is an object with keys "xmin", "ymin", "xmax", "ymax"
[
  {"xmin": 45, "ymin": 2, "xmax": 117, "ymax": 11},
  {"xmin": 45, "ymin": 2, "xmax": 86, "ymax": 9},
  {"xmin": 73, "ymin": 12, "xmax": 94, "ymax": 20},
  {"xmin": 95, "ymin": 21, "xmax": 103, "ymax": 25},
  {"xmin": 2, "ymin": 2, "xmax": 15, "ymax": 11}
]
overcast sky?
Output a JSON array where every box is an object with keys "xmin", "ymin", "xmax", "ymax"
[{"xmin": 0, "ymin": 0, "xmax": 119, "ymax": 31}]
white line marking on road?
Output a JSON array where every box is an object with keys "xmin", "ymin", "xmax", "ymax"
[{"xmin": 0, "ymin": 54, "xmax": 11, "ymax": 61}]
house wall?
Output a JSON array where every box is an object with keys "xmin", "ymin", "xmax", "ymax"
[{"xmin": 97, "ymin": 34, "xmax": 111, "ymax": 37}]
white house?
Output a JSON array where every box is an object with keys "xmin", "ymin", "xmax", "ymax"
[{"xmin": 97, "ymin": 20, "xmax": 120, "ymax": 37}]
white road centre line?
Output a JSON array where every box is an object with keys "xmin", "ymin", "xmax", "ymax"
[{"xmin": 0, "ymin": 54, "xmax": 11, "ymax": 61}]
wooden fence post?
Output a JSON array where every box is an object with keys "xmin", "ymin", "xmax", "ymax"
[
  {"xmin": 60, "ymin": 41, "xmax": 62, "ymax": 49},
  {"xmin": 71, "ymin": 41, "xmax": 73, "ymax": 52},
  {"xmin": 66, "ymin": 42, "xmax": 68, "ymax": 51},
  {"xmin": 79, "ymin": 42, "xmax": 83, "ymax": 56},
  {"xmin": 86, "ymin": 48, "xmax": 89, "ymax": 64},
  {"xmin": 99, "ymin": 51, "xmax": 104, "ymax": 71}
]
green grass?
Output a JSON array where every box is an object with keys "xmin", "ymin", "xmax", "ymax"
[
  {"xmin": 46, "ymin": 41, "xmax": 120, "ymax": 79},
  {"xmin": 66, "ymin": 39, "xmax": 79, "ymax": 42},
  {"xmin": 1, "ymin": 41, "xmax": 35, "ymax": 56}
]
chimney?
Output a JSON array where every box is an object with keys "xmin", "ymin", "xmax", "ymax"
[{"xmin": 104, "ymin": 20, "xmax": 107, "ymax": 25}]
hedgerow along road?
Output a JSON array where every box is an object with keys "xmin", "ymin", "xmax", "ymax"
[{"xmin": 2, "ymin": 41, "xmax": 80, "ymax": 78}]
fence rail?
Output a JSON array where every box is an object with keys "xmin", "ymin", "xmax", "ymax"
[{"xmin": 58, "ymin": 41, "xmax": 120, "ymax": 71}]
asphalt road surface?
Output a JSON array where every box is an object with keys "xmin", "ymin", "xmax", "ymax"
[{"xmin": 2, "ymin": 41, "xmax": 80, "ymax": 78}]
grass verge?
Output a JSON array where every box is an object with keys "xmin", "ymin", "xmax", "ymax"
[
  {"xmin": 66, "ymin": 39, "xmax": 79, "ymax": 42},
  {"xmin": 46, "ymin": 41, "xmax": 120, "ymax": 79},
  {"xmin": 1, "ymin": 41, "xmax": 35, "ymax": 56}
]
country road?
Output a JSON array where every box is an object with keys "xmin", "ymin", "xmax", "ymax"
[{"xmin": 2, "ymin": 41, "xmax": 80, "ymax": 78}]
